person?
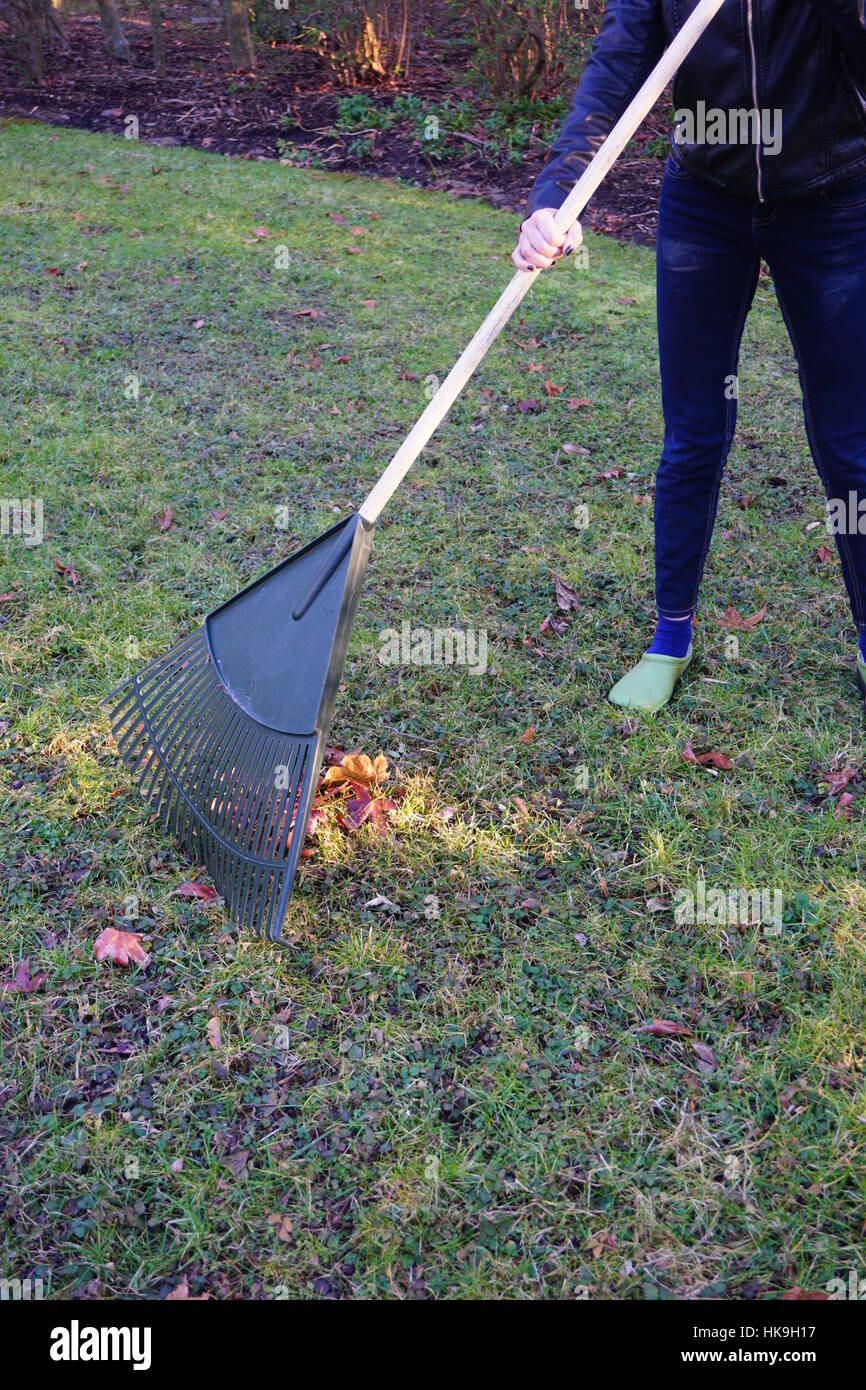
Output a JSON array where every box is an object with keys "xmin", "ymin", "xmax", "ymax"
[{"xmin": 513, "ymin": 0, "xmax": 866, "ymax": 713}]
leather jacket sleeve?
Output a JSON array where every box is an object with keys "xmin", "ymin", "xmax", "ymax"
[
  {"xmin": 525, "ymin": 1, "xmax": 665, "ymax": 217},
  {"xmin": 806, "ymin": 2, "xmax": 866, "ymax": 62}
]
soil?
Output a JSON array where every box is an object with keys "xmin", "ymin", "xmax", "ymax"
[{"xmin": 0, "ymin": 7, "xmax": 670, "ymax": 246}]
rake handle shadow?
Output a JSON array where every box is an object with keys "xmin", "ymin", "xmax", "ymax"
[{"xmin": 358, "ymin": 0, "xmax": 726, "ymax": 527}]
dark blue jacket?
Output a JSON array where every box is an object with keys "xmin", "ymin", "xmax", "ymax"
[{"xmin": 527, "ymin": 0, "xmax": 866, "ymax": 213}]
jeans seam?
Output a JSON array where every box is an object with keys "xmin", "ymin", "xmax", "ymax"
[
  {"xmin": 772, "ymin": 284, "xmax": 865, "ymax": 628},
  {"xmin": 686, "ymin": 256, "xmax": 760, "ymax": 613}
]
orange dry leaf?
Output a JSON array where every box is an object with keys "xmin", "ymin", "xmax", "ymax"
[
  {"xmin": 94, "ymin": 928, "xmax": 149, "ymax": 968},
  {"xmin": 206, "ymin": 1016, "xmax": 222, "ymax": 1050},
  {"xmin": 715, "ymin": 602, "xmax": 766, "ymax": 631},
  {"xmin": 322, "ymin": 751, "xmax": 388, "ymax": 789}
]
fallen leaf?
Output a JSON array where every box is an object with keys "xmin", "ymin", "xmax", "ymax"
[
  {"xmin": 155, "ymin": 506, "xmax": 174, "ymax": 531},
  {"xmin": 816, "ymin": 546, "xmax": 834, "ymax": 563},
  {"xmin": 645, "ymin": 897, "xmax": 669, "ymax": 913},
  {"xmin": 343, "ymin": 787, "xmax": 397, "ymax": 833},
  {"xmin": 250, "ymin": 225, "xmax": 269, "ymax": 238},
  {"xmin": 290, "ymin": 307, "xmax": 321, "ymax": 319},
  {"xmin": 824, "ymin": 766, "xmax": 857, "ymax": 793},
  {"xmin": 267, "ymin": 1213, "xmax": 293, "ymax": 1242},
  {"xmin": 223, "ymin": 1148, "xmax": 249, "ymax": 1177},
  {"xmin": 566, "ymin": 398, "xmax": 591, "ymax": 410},
  {"xmin": 169, "ymin": 1157, "xmax": 184, "ymax": 1174},
  {"xmin": 596, "ymin": 468, "xmax": 625, "ymax": 481},
  {"xmin": 206, "ymin": 1016, "xmax": 222, "ymax": 1049},
  {"xmin": 361, "ymin": 298, "xmax": 376, "ymax": 308},
  {"xmin": 715, "ymin": 602, "xmax": 766, "ymax": 631},
  {"xmin": 553, "ymin": 573, "xmax": 580, "ymax": 612},
  {"xmin": 835, "ymin": 792, "xmax": 855, "ymax": 820},
  {"xmin": 54, "ymin": 558, "xmax": 80, "ymax": 586},
  {"xmin": 322, "ymin": 751, "xmax": 388, "ymax": 788},
  {"xmin": 634, "ymin": 1018, "xmax": 691, "ymax": 1037},
  {"xmin": 682, "ymin": 744, "xmax": 734, "ymax": 771},
  {"xmin": 517, "ymin": 398, "xmax": 541, "ymax": 414},
  {"xmin": 0, "ymin": 957, "xmax": 47, "ymax": 994},
  {"xmin": 586, "ymin": 1231, "xmax": 617, "ymax": 1258},
  {"xmin": 176, "ymin": 880, "xmax": 219, "ymax": 903},
  {"xmin": 617, "ymin": 296, "xmax": 636, "ymax": 306},
  {"xmin": 781, "ymin": 1288, "xmax": 829, "ymax": 1301},
  {"xmin": 94, "ymin": 928, "xmax": 149, "ymax": 968},
  {"xmin": 544, "ymin": 379, "xmax": 564, "ymax": 396},
  {"xmin": 692, "ymin": 1040, "xmax": 717, "ymax": 1072},
  {"xmin": 518, "ymin": 726, "xmax": 535, "ymax": 744},
  {"xmin": 562, "ymin": 443, "xmax": 591, "ymax": 457},
  {"xmin": 166, "ymin": 1278, "xmax": 210, "ymax": 1301}
]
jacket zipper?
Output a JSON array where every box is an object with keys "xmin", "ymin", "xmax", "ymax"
[{"xmin": 746, "ymin": 0, "xmax": 764, "ymax": 200}]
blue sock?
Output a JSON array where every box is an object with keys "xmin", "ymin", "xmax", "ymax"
[
  {"xmin": 648, "ymin": 613, "xmax": 693, "ymax": 659},
  {"xmin": 859, "ymin": 631, "xmax": 866, "ymax": 665}
]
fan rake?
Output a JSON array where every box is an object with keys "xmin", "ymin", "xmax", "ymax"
[{"xmin": 103, "ymin": 0, "xmax": 726, "ymax": 943}]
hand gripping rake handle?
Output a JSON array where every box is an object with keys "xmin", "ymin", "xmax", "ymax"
[{"xmin": 358, "ymin": 0, "xmax": 726, "ymax": 526}]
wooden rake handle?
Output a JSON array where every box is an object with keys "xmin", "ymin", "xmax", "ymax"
[{"xmin": 359, "ymin": 0, "xmax": 726, "ymax": 526}]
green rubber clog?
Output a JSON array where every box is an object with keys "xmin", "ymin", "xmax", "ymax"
[{"xmin": 608, "ymin": 647, "xmax": 694, "ymax": 715}]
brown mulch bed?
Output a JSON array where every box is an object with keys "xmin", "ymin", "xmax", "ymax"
[{"xmin": 0, "ymin": 9, "xmax": 669, "ymax": 245}]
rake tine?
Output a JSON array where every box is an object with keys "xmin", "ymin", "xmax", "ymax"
[
  {"xmin": 257, "ymin": 740, "xmax": 301, "ymax": 861},
  {"xmin": 206, "ymin": 723, "xmax": 261, "ymax": 909},
  {"xmin": 157, "ymin": 680, "xmax": 227, "ymax": 828},
  {"xmin": 139, "ymin": 668, "xmax": 216, "ymax": 804},
  {"xmin": 212, "ymin": 719, "xmax": 261, "ymax": 842},
  {"xmin": 277, "ymin": 745, "xmax": 311, "ymax": 862},
  {"xmin": 222, "ymin": 740, "xmax": 274, "ymax": 915},
  {"xmin": 179, "ymin": 708, "xmax": 243, "ymax": 853},
  {"xmin": 192, "ymin": 707, "xmax": 247, "ymax": 836},
  {"xmin": 258, "ymin": 747, "xmax": 297, "ymax": 864}
]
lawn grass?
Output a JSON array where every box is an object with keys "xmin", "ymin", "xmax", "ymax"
[{"xmin": 1, "ymin": 119, "xmax": 865, "ymax": 1301}]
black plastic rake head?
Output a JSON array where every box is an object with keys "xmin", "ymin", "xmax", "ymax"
[{"xmin": 103, "ymin": 514, "xmax": 373, "ymax": 943}]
